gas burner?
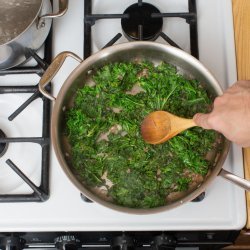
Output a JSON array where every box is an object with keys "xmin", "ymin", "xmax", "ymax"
[
  {"xmin": 0, "ymin": 129, "xmax": 8, "ymax": 158},
  {"xmin": 0, "ymin": 94, "xmax": 43, "ymax": 194},
  {"xmin": 0, "ymin": 32, "xmax": 51, "ymax": 201},
  {"xmin": 121, "ymin": 3, "xmax": 163, "ymax": 41}
]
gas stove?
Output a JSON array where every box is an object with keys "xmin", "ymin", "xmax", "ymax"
[{"xmin": 0, "ymin": 0, "xmax": 246, "ymax": 249}]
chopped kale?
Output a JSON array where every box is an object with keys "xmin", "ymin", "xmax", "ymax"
[{"xmin": 65, "ymin": 61, "xmax": 217, "ymax": 208}]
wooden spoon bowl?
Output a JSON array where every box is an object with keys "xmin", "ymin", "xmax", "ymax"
[{"xmin": 141, "ymin": 111, "xmax": 197, "ymax": 144}]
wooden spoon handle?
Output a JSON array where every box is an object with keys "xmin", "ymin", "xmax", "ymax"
[{"xmin": 172, "ymin": 117, "xmax": 197, "ymax": 131}]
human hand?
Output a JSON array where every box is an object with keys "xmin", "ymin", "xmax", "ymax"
[{"xmin": 193, "ymin": 80, "xmax": 250, "ymax": 148}]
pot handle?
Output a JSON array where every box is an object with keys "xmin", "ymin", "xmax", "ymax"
[
  {"xmin": 40, "ymin": 0, "xmax": 68, "ymax": 19},
  {"xmin": 219, "ymin": 168, "xmax": 250, "ymax": 191},
  {"xmin": 39, "ymin": 51, "xmax": 82, "ymax": 101}
]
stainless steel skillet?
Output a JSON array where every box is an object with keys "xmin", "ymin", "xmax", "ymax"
[{"xmin": 39, "ymin": 42, "xmax": 250, "ymax": 214}]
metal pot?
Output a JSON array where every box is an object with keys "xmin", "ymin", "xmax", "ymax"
[
  {"xmin": 39, "ymin": 42, "xmax": 250, "ymax": 214},
  {"xmin": 0, "ymin": 0, "xmax": 68, "ymax": 70}
]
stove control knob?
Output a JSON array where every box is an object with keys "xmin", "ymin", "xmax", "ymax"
[
  {"xmin": 54, "ymin": 235, "xmax": 81, "ymax": 250},
  {"xmin": 0, "ymin": 236, "xmax": 26, "ymax": 250},
  {"xmin": 152, "ymin": 234, "xmax": 177, "ymax": 250},
  {"xmin": 112, "ymin": 234, "xmax": 135, "ymax": 250}
]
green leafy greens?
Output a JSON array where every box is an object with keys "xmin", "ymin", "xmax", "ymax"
[{"xmin": 65, "ymin": 61, "xmax": 217, "ymax": 208}]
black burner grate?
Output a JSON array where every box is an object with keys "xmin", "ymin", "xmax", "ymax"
[
  {"xmin": 84, "ymin": 0, "xmax": 199, "ymax": 59},
  {"xmin": 0, "ymin": 32, "xmax": 52, "ymax": 202}
]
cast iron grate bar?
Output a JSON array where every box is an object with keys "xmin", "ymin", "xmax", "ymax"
[
  {"xmin": 80, "ymin": 193, "xmax": 93, "ymax": 203},
  {"xmin": 0, "ymin": 137, "xmax": 49, "ymax": 145},
  {"xmin": 102, "ymin": 33, "xmax": 122, "ymax": 49},
  {"xmin": 85, "ymin": 14, "xmax": 129, "ymax": 24},
  {"xmin": 188, "ymin": 0, "xmax": 199, "ymax": 58},
  {"xmin": 8, "ymin": 90, "xmax": 41, "ymax": 121},
  {"xmin": 84, "ymin": 0, "xmax": 92, "ymax": 59},
  {"xmin": 158, "ymin": 32, "xmax": 181, "ymax": 49},
  {"xmin": 191, "ymin": 192, "xmax": 205, "ymax": 202},
  {"xmin": 151, "ymin": 12, "xmax": 196, "ymax": 20},
  {"xmin": 28, "ymin": 49, "xmax": 49, "ymax": 72},
  {"xmin": 5, "ymin": 160, "xmax": 48, "ymax": 202},
  {"xmin": 0, "ymin": 29, "xmax": 52, "ymax": 203},
  {"xmin": 0, "ymin": 66, "xmax": 44, "ymax": 76},
  {"xmin": 138, "ymin": 25, "xmax": 143, "ymax": 41},
  {"xmin": 0, "ymin": 86, "xmax": 38, "ymax": 94}
]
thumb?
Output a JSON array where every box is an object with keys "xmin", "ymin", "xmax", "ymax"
[{"xmin": 193, "ymin": 113, "xmax": 212, "ymax": 129}]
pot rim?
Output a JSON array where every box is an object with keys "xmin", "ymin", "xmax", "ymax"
[
  {"xmin": 51, "ymin": 41, "xmax": 230, "ymax": 214},
  {"xmin": 0, "ymin": 0, "xmax": 43, "ymax": 46}
]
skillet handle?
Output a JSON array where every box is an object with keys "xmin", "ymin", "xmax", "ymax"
[
  {"xmin": 219, "ymin": 168, "xmax": 250, "ymax": 191},
  {"xmin": 40, "ymin": 0, "xmax": 68, "ymax": 19},
  {"xmin": 37, "ymin": 0, "xmax": 68, "ymax": 28},
  {"xmin": 39, "ymin": 51, "xmax": 82, "ymax": 101}
]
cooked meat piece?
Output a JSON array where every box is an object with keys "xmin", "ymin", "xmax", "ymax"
[{"xmin": 126, "ymin": 83, "xmax": 146, "ymax": 95}]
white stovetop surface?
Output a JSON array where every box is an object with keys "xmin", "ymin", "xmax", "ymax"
[{"xmin": 0, "ymin": 0, "xmax": 246, "ymax": 231}]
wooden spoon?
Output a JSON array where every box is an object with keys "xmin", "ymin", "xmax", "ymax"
[{"xmin": 141, "ymin": 111, "xmax": 197, "ymax": 144}]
